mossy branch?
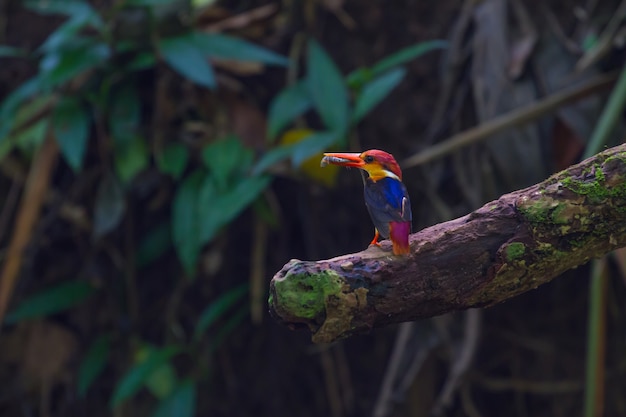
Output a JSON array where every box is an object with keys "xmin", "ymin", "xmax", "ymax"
[{"xmin": 268, "ymin": 144, "xmax": 626, "ymax": 343}]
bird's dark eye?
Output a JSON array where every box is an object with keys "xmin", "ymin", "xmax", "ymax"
[{"xmin": 364, "ymin": 155, "xmax": 374, "ymax": 163}]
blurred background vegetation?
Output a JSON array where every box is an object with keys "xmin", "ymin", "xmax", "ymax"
[{"xmin": 0, "ymin": 0, "xmax": 625, "ymax": 416}]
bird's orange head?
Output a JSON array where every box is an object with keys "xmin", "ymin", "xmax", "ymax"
[{"xmin": 320, "ymin": 149, "xmax": 402, "ymax": 182}]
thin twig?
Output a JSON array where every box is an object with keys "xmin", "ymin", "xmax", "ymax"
[
  {"xmin": 0, "ymin": 132, "xmax": 58, "ymax": 325},
  {"xmin": 431, "ymin": 309, "xmax": 482, "ymax": 416},
  {"xmin": 372, "ymin": 322, "xmax": 415, "ymax": 417},
  {"xmin": 401, "ymin": 71, "xmax": 617, "ymax": 169},
  {"xmin": 575, "ymin": 0, "xmax": 626, "ymax": 72},
  {"xmin": 200, "ymin": 4, "xmax": 279, "ymax": 33},
  {"xmin": 425, "ymin": 0, "xmax": 475, "ymax": 145},
  {"xmin": 0, "ymin": 180, "xmax": 21, "ymax": 243}
]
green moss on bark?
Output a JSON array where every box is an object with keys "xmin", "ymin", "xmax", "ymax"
[
  {"xmin": 272, "ymin": 270, "xmax": 343, "ymax": 320},
  {"xmin": 505, "ymin": 242, "xmax": 526, "ymax": 261}
]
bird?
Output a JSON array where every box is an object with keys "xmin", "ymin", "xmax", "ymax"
[{"xmin": 321, "ymin": 149, "xmax": 412, "ymax": 255}]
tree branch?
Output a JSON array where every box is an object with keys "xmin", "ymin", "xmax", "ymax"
[{"xmin": 268, "ymin": 144, "xmax": 626, "ymax": 343}]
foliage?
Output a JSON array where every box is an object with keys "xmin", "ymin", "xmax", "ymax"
[
  {"xmin": 0, "ymin": 0, "xmax": 444, "ymax": 414},
  {"xmin": 3, "ymin": 280, "xmax": 96, "ymax": 324},
  {"xmin": 258, "ymin": 39, "xmax": 447, "ymax": 173},
  {"xmin": 78, "ymin": 335, "xmax": 111, "ymax": 397}
]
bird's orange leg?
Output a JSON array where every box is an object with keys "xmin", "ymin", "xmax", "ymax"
[{"xmin": 369, "ymin": 229, "xmax": 382, "ymax": 247}]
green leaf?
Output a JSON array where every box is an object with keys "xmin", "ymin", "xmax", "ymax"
[
  {"xmin": 346, "ymin": 40, "xmax": 447, "ymax": 88},
  {"xmin": 0, "ymin": 95, "xmax": 53, "ymax": 160},
  {"xmin": 352, "ymin": 67, "xmax": 406, "ymax": 123},
  {"xmin": 159, "ymin": 34, "xmax": 216, "ymax": 89},
  {"xmin": 0, "ymin": 45, "xmax": 26, "ymax": 57},
  {"xmin": 0, "ymin": 77, "xmax": 43, "ymax": 140},
  {"xmin": 25, "ymin": 0, "xmax": 101, "ymax": 22},
  {"xmin": 38, "ymin": 15, "xmax": 100, "ymax": 54},
  {"xmin": 201, "ymin": 136, "xmax": 253, "ymax": 189},
  {"xmin": 115, "ymin": 39, "xmax": 149, "ymax": 55},
  {"xmin": 93, "ymin": 172, "xmax": 126, "ymax": 238},
  {"xmin": 267, "ymin": 81, "xmax": 312, "ymax": 140},
  {"xmin": 290, "ymin": 130, "xmax": 339, "ymax": 167},
  {"xmin": 151, "ymin": 380, "xmax": 196, "ymax": 417},
  {"xmin": 108, "ymin": 82, "xmax": 141, "ymax": 144},
  {"xmin": 172, "ymin": 171, "xmax": 205, "ymax": 274},
  {"xmin": 250, "ymin": 144, "xmax": 295, "ymax": 175},
  {"xmin": 110, "ymin": 345, "xmax": 180, "ymax": 408},
  {"xmin": 194, "ymin": 284, "xmax": 248, "ymax": 340},
  {"xmin": 39, "ymin": 41, "xmax": 111, "ymax": 88},
  {"xmin": 39, "ymin": 20, "xmax": 83, "ymax": 54},
  {"xmin": 192, "ymin": 32, "xmax": 288, "ymax": 66},
  {"xmin": 4, "ymin": 281, "xmax": 96, "ymax": 324},
  {"xmin": 137, "ymin": 222, "xmax": 171, "ymax": 268},
  {"xmin": 114, "ymin": 136, "xmax": 149, "ymax": 183},
  {"xmin": 52, "ymin": 97, "xmax": 90, "ymax": 171},
  {"xmin": 0, "ymin": 116, "xmax": 48, "ymax": 160},
  {"xmin": 251, "ymin": 130, "xmax": 341, "ymax": 175},
  {"xmin": 144, "ymin": 357, "xmax": 178, "ymax": 400},
  {"xmin": 370, "ymin": 39, "xmax": 448, "ymax": 75},
  {"xmin": 127, "ymin": 51, "xmax": 157, "ymax": 72},
  {"xmin": 307, "ymin": 40, "xmax": 349, "ymax": 135},
  {"xmin": 157, "ymin": 143, "xmax": 189, "ymax": 179},
  {"xmin": 78, "ymin": 335, "xmax": 110, "ymax": 397},
  {"xmin": 199, "ymin": 176, "xmax": 271, "ymax": 244},
  {"xmin": 345, "ymin": 67, "xmax": 373, "ymax": 89}
]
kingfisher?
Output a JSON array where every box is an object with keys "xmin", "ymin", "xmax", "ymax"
[{"xmin": 321, "ymin": 149, "xmax": 412, "ymax": 255}]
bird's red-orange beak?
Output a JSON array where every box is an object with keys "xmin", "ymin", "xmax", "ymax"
[{"xmin": 320, "ymin": 152, "xmax": 364, "ymax": 168}]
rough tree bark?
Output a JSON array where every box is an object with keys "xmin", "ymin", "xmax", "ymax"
[{"xmin": 268, "ymin": 143, "xmax": 626, "ymax": 343}]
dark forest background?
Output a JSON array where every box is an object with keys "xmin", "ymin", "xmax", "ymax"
[{"xmin": 0, "ymin": 0, "xmax": 625, "ymax": 416}]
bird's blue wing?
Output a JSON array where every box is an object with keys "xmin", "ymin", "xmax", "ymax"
[{"xmin": 363, "ymin": 177, "xmax": 412, "ymax": 237}]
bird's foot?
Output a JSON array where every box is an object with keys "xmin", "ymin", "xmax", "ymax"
[{"xmin": 369, "ymin": 230, "xmax": 381, "ymax": 248}]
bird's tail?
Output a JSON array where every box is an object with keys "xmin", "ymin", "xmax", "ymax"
[{"xmin": 389, "ymin": 221, "xmax": 411, "ymax": 255}]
